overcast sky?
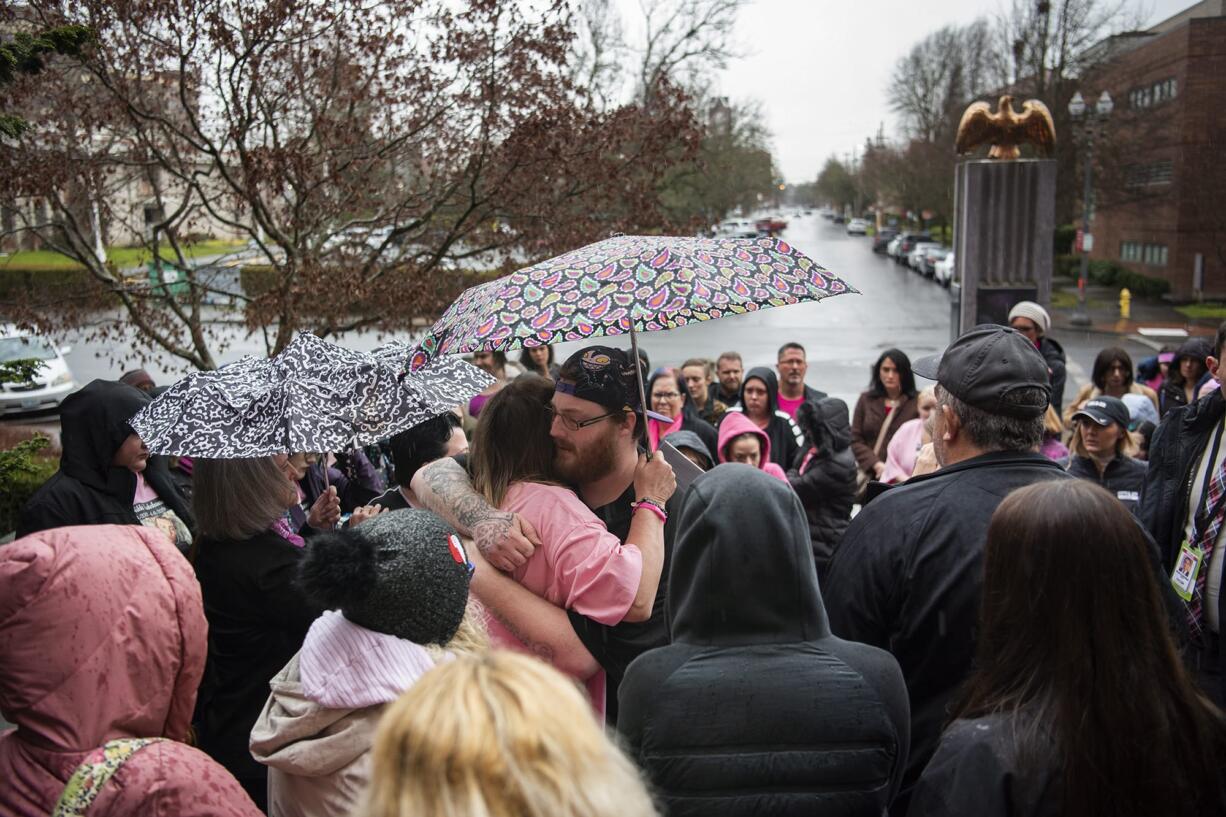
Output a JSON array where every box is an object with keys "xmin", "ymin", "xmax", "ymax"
[{"xmin": 696, "ymin": 0, "xmax": 1197, "ymax": 182}]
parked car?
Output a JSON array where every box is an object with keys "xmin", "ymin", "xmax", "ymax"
[
  {"xmin": 872, "ymin": 229, "xmax": 899, "ymax": 253},
  {"xmin": 934, "ymin": 251, "xmax": 956, "ymax": 287},
  {"xmin": 908, "ymin": 242, "xmax": 943, "ymax": 271},
  {"xmin": 831, "ymin": 214, "xmax": 846, "ymax": 224},
  {"xmin": 921, "ymin": 247, "xmax": 950, "ymax": 278},
  {"xmin": 755, "ymin": 215, "xmax": 788, "ymax": 236},
  {"xmin": 0, "ymin": 327, "xmax": 78, "ymax": 415},
  {"xmin": 845, "ymin": 218, "xmax": 870, "ymax": 235},
  {"xmin": 886, "ymin": 235, "xmax": 905, "ymax": 258},
  {"xmin": 716, "ymin": 219, "xmax": 759, "ymax": 238},
  {"xmin": 893, "ymin": 232, "xmax": 933, "ymax": 263}
]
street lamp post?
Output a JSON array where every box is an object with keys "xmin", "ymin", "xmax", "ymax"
[{"xmin": 1067, "ymin": 89, "xmax": 1113, "ymax": 328}]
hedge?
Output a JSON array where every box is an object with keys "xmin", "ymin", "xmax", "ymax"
[
  {"xmin": 0, "ymin": 436, "xmax": 57, "ymax": 536},
  {"xmin": 0, "ymin": 266, "xmax": 96, "ymax": 300},
  {"xmin": 1053, "ymin": 255, "xmax": 1171, "ymax": 298},
  {"xmin": 1088, "ymin": 260, "xmax": 1171, "ymax": 298}
]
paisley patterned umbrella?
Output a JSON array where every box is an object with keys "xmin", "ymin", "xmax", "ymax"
[
  {"xmin": 405, "ymin": 235, "xmax": 855, "ymax": 372},
  {"xmin": 131, "ymin": 333, "xmax": 492, "ymax": 458}
]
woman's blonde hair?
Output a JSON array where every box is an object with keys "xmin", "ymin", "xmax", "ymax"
[
  {"xmin": 1043, "ymin": 404, "xmax": 1064, "ymax": 437},
  {"xmin": 364, "ymin": 651, "xmax": 657, "ymax": 817},
  {"xmin": 425, "ymin": 600, "xmax": 489, "ymax": 659}
]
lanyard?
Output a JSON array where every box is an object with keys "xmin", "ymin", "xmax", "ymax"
[{"xmin": 1193, "ymin": 421, "xmax": 1226, "ymax": 542}]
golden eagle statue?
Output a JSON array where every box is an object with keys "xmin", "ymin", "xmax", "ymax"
[{"xmin": 955, "ymin": 95, "xmax": 1056, "ymax": 160}]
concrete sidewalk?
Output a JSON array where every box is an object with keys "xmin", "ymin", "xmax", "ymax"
[{"xmin": 1049, "ymin": 283, "xmax": 1218, "ymax": 340}]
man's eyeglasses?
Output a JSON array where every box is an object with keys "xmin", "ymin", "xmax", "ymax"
[{"xmin": 545, "ymin": 404, "xmax": 625, "ymax": 431}]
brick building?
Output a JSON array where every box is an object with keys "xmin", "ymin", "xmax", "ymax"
[{"xmin": 1085, "ymin": 0, "xmax": 1226, "ymax": 298}]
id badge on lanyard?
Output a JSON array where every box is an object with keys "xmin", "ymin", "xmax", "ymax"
[{"xmin": 1172, "ymin": 422, "xmax": 1226, "ymax": 599}]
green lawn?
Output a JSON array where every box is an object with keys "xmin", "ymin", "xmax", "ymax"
[
  {"xmin": 1175, "ymin": 303, "xmax": 1226, "ymax": 321},
  {"xmin": 0, "ymin": 239, "xmax": 246, "ymax": 271}
]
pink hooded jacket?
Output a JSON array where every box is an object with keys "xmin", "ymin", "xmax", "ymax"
[
  {"xmin": 717, "ymin": 411, "xmax": 789, "ymax": 482},
  {"xmin": 0, "ymin": 525, "xmax": 262, "ymax": 817}
]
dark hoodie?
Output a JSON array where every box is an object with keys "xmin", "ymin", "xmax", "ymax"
[
  {"xmin": 720, "ymin": 366, "xmax": 805, "ymax": 469},
  {"xmin": 617, "ymin": 465, "xmax": 910, "ymax": 817},
  {"xmin": 18, "ymin": 380, "xmax": 194, "ymax": 538},
  {"xmin": 787, "ymin": 397, "xmax": 858, "ymax": 577}
]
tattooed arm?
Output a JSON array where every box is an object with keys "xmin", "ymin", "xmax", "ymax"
[
  {"xmin": 411, "ymin": 457, "xmax": 539, "ymax": 571},
  {"xmin": 467, "ymin": 543, "xmax": 599, "ymax": 680}
]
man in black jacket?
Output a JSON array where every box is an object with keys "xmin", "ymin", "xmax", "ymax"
[
  {"xmin": 619, "ymin": 465, "xmax": 910, "ymax": 817},
  {"xmin": 1140, "ymin": 321, "xmax": 1226, "ymax": 705},
  {"xmin": 18, "ymin": 379, "xmax": 194, "ymax": 549},
  {"xmin": 823, "ymin": 325, "xmax": 1066, "ymax": 814},
  {"xmin": 720, "ymin": 366, "xmax": 805, "ymax": 468}
]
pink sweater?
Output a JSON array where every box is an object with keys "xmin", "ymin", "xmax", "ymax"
[{"xmin": 492, "ymin": 482, "xmax": 644, "ymax": 712}]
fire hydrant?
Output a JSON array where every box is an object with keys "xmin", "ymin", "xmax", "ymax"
[{"xmin": 1119, "ymin": 288, "xmax": 1132, "ymax": 320}]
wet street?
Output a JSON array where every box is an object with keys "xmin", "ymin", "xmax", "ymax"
[{"xmin": 6, "ymin": 213, "xmax": 1168, "ymax": 430}]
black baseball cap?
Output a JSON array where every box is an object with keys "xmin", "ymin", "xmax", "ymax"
[
  {"xmin": 1072, "ymin": 396, "xmax": 1131, "ymax": 429},
  {"xmin": 912, "ymin": 325, "xmax": 1051, "ymax": 418},
  {"xmin": 555, "ymin": 345, "xmax": 645, "ymax": 413}
]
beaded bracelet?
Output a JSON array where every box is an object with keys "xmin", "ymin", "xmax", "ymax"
[{"xmin": 631, "ymin": 498, "xmax": 668, "ymax": 523}]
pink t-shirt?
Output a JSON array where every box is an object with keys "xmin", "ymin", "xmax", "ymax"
[
  {"xmin": 490, "ymin": 482, "xmax": 643, "ymax": 715},
  {"xmin": 777, "ymin": 393, "xmax": 804, "ymax": 418}
]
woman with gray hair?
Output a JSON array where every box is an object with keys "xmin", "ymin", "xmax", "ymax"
[{"xmin": 191, "ymin": 455, "xmax": 331, "ymax": 811}]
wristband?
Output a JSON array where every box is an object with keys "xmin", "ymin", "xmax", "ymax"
[{"xmin": 631, "ymin": 498, "xmax": 668, "ymax": 523}]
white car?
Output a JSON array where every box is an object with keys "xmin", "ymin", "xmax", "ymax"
[
  {"xmin": 907, "ymin": 242, "xmax": 943, "ymax": 270},
  {"xmin": 0, "ymin": 328, "xmax": 77, "ymax": 414},
  {"xmin": 845, "ymin": 218, "xmax": 870, "ymax": 235},
  {"xmin": 886, "ymin": 235, "xmax": 903, "ymax": 258},
  {"xmin": 715, "ymin": 219, "xmax": 759, "ymax": 238},
  {"xmin": 934, "ymin": 251, "xmax": 955, "ymax": 286}
]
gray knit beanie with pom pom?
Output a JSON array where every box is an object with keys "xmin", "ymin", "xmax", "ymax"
[{"xmin": 297, "ymin": 509, "xmax": 473, "ymax": 645}]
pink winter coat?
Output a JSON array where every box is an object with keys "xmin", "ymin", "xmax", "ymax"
[
  {"xmin": 717, "ymin": 411, "xmax": 789, "ymax": 481},
  {"xmin": 0, "ymin": 525, "xmax": 262, "ymax": 817}
]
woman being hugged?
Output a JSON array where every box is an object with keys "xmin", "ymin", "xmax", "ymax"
[
  {"xmin": 468, "ymin": 376, "xmax": 674, "ymax": 713},
  {"xmin": 910, "ymin": 480, "xmax": 1226, "ymax": 817}
]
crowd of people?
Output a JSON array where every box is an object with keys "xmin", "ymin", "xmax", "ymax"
[{"xmin": 3, "ymin": 298, "xmax": 1226, "ymax": 817}]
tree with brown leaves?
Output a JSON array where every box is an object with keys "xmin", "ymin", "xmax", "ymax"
[{"xmin": 0, "ymin": 0, "xmax": 700, "ymax": 368}]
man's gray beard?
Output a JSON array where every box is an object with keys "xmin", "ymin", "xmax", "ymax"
[{"xmin": 554, "ymin": 423, "xmax": 619, "ymax": 487}]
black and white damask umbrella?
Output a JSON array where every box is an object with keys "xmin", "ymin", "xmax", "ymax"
[{"xmin": 130, "ymin": 333, "xmax": 492, "ymax": 458}]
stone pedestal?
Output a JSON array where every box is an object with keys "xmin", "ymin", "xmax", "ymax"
[{"xmin": 952, "ymin": 159, "xmax": 1057, "ymax": 339}]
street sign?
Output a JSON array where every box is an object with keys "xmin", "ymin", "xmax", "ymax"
[{"xmin": 1075, "ymin": 230, "xmax": 1094, "ymax": 252}]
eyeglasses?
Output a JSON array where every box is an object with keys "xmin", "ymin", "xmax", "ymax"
[
  {"xmin": 652, "ymin": 391, "xmax": 682, "ymax": 400},
  {"xmin": 545, "ymin": 404, "xmax": 625, "ymax": 431}
]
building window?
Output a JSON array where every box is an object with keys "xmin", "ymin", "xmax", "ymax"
[
  {"xmin": 1122, "ymin": 241, "xmax": 1168, "ymax": 266},
  {"xmin": 1125, "ymin": 160, "xmax": 1174, "ymax": 187},
  {"xmin": 1128, "ymin": 77, "xmax": 1178, "ymax": 110}
]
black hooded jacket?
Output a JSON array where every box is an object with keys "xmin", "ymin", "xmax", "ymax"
[
  {"xmin": 719, "ymin": 367, "xmax": 805, "ymax": 468},
  {"xmin": 18, "ymin": 380, "xmax": 194, "ymax": 537},
  {"xmin": 618, "ymin": 465, "xmax": 910, "ymax": 817},
  {"xmin": 787, "ymin": 397, "xmax": 858, "ymax": 577}
]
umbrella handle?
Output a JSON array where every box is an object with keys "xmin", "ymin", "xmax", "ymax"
[{"xmin": 630, "ymin": 324, "xmax": 653, "ymax": 459}]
